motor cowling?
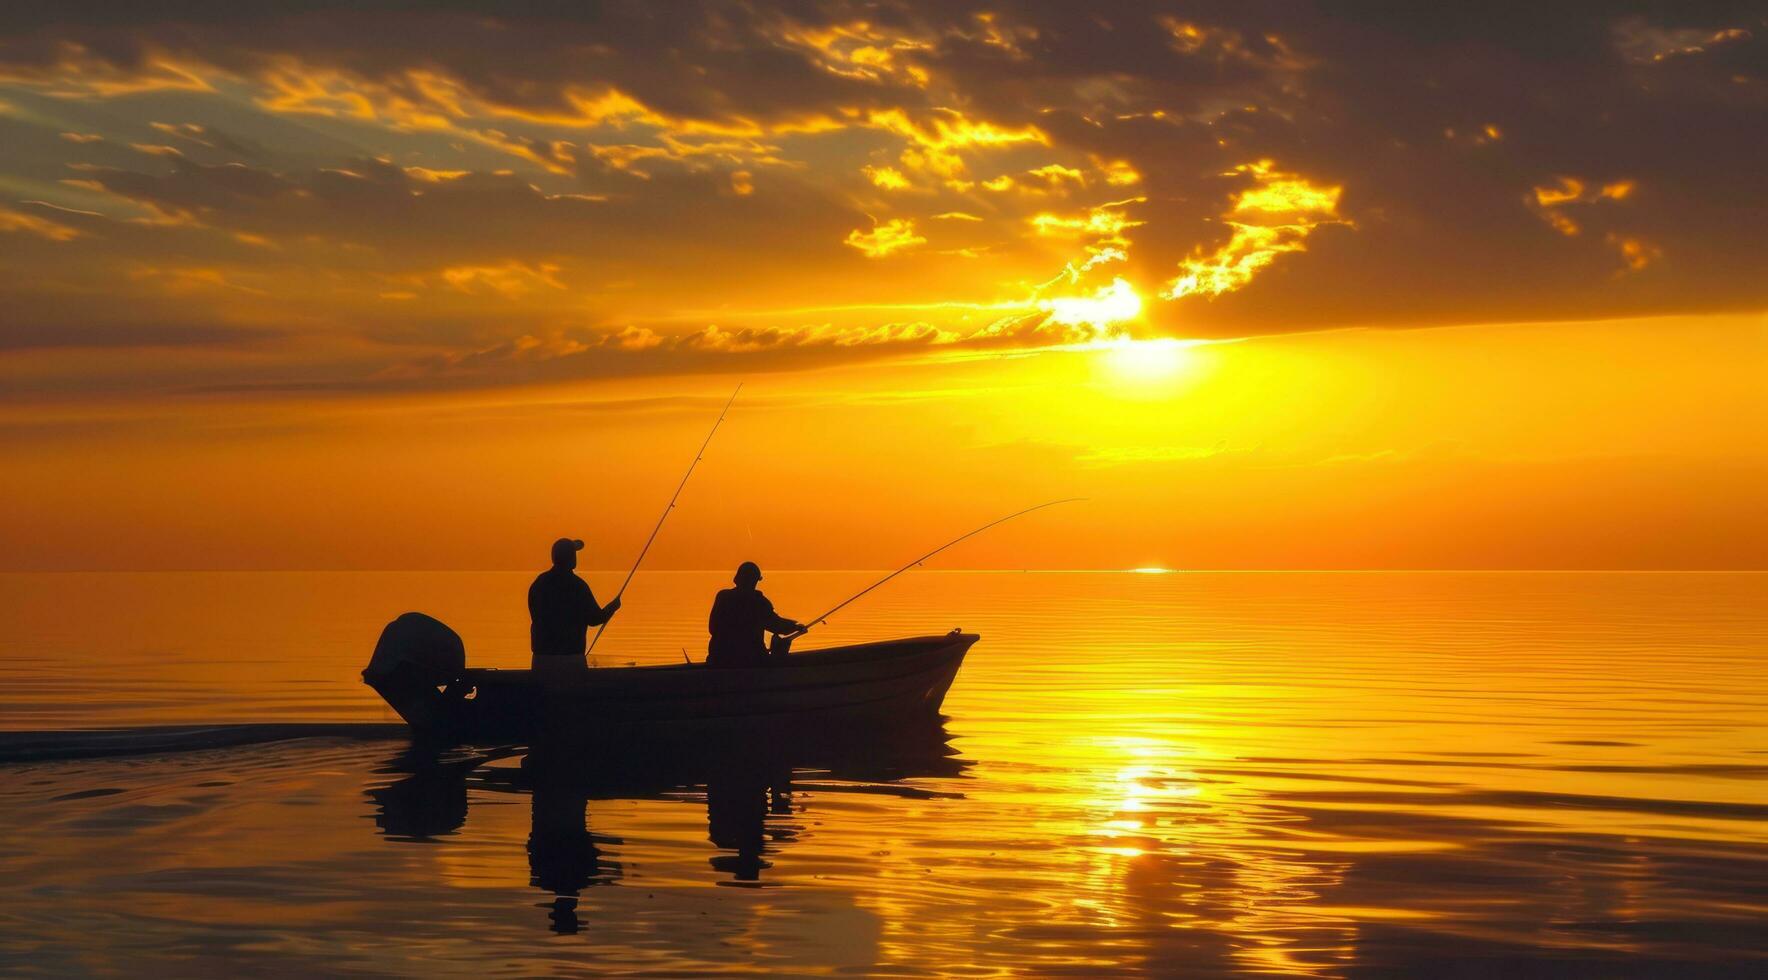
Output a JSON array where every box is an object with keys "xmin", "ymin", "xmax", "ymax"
[
  {"xmin": 364, "ymin": 612, "xmax": 466, "ymax": 686},
  {"xmin": 363, "ymin": 612, "xmax": 468, "ymax": 734}
]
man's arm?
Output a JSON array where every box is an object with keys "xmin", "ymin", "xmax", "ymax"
[
  {"xmin": 760, "ymin": 595, "xmax": 805, "ymax": 635},
  {"xmin": 582, "ymin": 580, "xmax": 621, "ymax": 626}
]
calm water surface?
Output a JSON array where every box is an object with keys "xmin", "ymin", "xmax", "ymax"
[{"xmin": 0, "ymin": 571, "xmax": 1763, "ymax": 976}]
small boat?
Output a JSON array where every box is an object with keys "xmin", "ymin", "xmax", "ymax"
[{"xmin": 364, "ymin": 614, "xmax": 976, "ymax": 744}]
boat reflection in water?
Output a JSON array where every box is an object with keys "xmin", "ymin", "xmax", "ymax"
[{"xmin": 366, "ymin": 722, "xmax": 967, "ymax": 932}]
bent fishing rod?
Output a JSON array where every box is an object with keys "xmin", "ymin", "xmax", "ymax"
[
  {"xmin": 794, "ymin": 497, "xmax": 1084, "ymax": 638},
  {"xmin": 587, "ymin": 383, "xmax": 742, "ymax": 656}
]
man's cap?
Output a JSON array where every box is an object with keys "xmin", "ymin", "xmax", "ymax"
[
  {"xmin": 551, "ymin": 537, "xmax": 585, "ymax": 562},
  {"xmin": 735, "ymin": 560, "xmax": 763, "ymax": 583}
]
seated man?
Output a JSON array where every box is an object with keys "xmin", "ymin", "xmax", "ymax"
[
  {"xmin": 707, "ymin": 562, "xmax": 804, "ymax": 668},
  {"xmin": 529, "ymin": 537, "xmax": 621, "ymax": 675}
]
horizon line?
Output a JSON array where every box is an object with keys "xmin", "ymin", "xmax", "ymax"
[{"xmin": 2, "ymin": 567, "xmax": 1764, "ymax": 575}]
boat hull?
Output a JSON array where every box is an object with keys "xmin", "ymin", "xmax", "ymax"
[{"xmin": 368, "ymin": 632, "xmax": 976, "ymax": 744}]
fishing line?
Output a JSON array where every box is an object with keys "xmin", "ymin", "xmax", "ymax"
[{"xmin": 587, "ymin": 383, "xmax": 742, "ymax": 656}]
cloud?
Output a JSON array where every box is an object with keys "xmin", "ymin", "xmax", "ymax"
[
  {"xmin": 0, "ymin": 318, "xmax": 276, "ymax": 352},
  {"xmin": 0, "ymin": 0, "xmax": 1764, "ymax": 396},
  {"xmin": 1524, "ymin": 175, "xmax": 1668, "ymax": 274},
  {"xmin": 1029, "ymin": 198, "xmax": 1144, "ymax": 244},
  {"xmin": 440, "ymin": 261, "xmax": 565, "ymax": 299},
  {"xmin": 191, "ymin": 309, "xmax": 1107, "ymax": 395},
  {"xmin": 1162, "ymin": 160, "xmax": 1345, "ymax": 300},
  {"xmin": 1607, "ymin": 234, "xmax": 1662, "ymax": 274},
  {"xmin": 844, "ymin": 217, "xmax": 926, "ymax": 258},
  {"xmin": 863, "ymin": 165, "xmax": 910, "ymax": 190},
  {"xmin": 1612, "ymin": 18, "xmax": 1755, "ymax": 63},
  {"xmin": 0, "ymin": 204, "xmax": 82, "ymax": 240},
  {"xmin": 867, "ymin": 105, "xmax": 1048, "ymax": 184},
  {"xmin": 1528, "ymin": 175, "xmax": 1637, "ymax": 236}
]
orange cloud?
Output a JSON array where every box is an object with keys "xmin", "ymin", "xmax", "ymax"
[
  {"xmin": 1608, "ymin": 234, "xmax": 1662, "ymax": 273},
  {"xmin": 844, "ymin": 217, "xmax": 926, "ymax": 258},
  {"xmin": 233, "ymin": 60, "xmax": 820, "ymax": 178},
  {"xmin": 1027, "ymin": 163, "xmax": 1085, "ymax": 186},
  {"xmin": 1614, "ymin": 20, "xmax": 1754, "ymax": 63},
  {"xmin": 1030, "ymin": 198, "xmax": 1145, "ymax": 245},
  {"xmin": 440, "ymin": 261, "xmax": 565, "ymax": 298},
  {"xmin": 863, "ymin": 165, "xmax": 910, "ymax": 190},
  {"xmin": 126, "ymin": 265, "xmax": 265, "ymax": 296},
  {"xmin": 1163, "ymin": 161, "xmax": 1344, "ymax": 300},
  {"xmin": 0, "ymin": 45, "xmax": 214, "ymax": 97},
  {"xmin": 1093, "ymin": 158, "xmax": 1142, "ymax": 187},
  {"xmin": 0, "ymin": 206, "xmax": 84, "ymax": 241},
  {"xmin": 1528, "ymin": 175, "xmax": 1637, "ymax": 236},
  {"xmin": 776, "ymin": 20, "xmax": 933, "ymax": 88},
  {"xmin": 869, "ymin": 107, "xmax": 1048, "ymax": 183},
  {"xmin": 1528, "ymin": 177, "xmax": 1658, "ymax": 271}
]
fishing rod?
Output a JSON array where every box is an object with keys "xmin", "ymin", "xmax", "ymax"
[
  {"xmin": 794, "ymin": 497, "xmax": 1084, "ymax": 637},
  {"xmin": 586, "ymin": 383, "xmax": 742, "ymax": 656}
]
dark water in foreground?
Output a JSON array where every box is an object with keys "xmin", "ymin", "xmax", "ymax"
[{"xmin": 0, "ymin": 571, "xmax": 1763, "ymax": 976}]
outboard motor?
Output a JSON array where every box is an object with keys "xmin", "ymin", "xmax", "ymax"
[{"xmin": 363, "ymin": 612, "xmax": 469, "ymax": 733}]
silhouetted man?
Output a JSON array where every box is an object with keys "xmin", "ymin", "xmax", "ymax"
[
  {"xmin": 529, "ymin": 537, "xmax": 620, "ymax": 674},
  {"xmin": 707, "ymin": 562, "xmax": 804, "ymax": 668}
]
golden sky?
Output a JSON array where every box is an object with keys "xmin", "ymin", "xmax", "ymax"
[{"xmin": 1, "ymin": 3, "xmax": 1764, "ymax": 570}]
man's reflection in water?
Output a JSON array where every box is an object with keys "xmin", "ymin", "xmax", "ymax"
[
  {"xmin": 705, "ymin": 759, "xmax": 796, "ymax": 883},
  {"xmin": 528, "ymin": 779, "xmax": 601, "ymax": 933},
  {"xmin": 523, "ymin": 753, "xmax": 621, "ymax": 933}
]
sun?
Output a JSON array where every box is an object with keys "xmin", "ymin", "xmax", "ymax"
[
  {"xmin": 1038, "ymin": 277, "xmax": 1143, "ymax": 330},
  {"xmin": 1100, "ymin": 337, "xmax": 1199, "ymax": 383}
]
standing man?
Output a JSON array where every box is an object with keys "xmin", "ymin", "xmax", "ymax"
[
  {"xmin": 707, "ymin": 562, "xmax": 805, "ymax": 668},
  {"xmin": 530, "ymin": 537, "xmax": 621, "ymax": 675}
]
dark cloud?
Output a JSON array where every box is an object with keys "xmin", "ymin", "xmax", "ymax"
[{"xmin": 0, "ymin": 318, "xmax": 275, "ymax": 351}]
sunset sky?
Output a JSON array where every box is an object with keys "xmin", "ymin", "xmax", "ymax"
[{"xmin": 2, "ymin": 2, "xmax": 1764, "ymax": 571}]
